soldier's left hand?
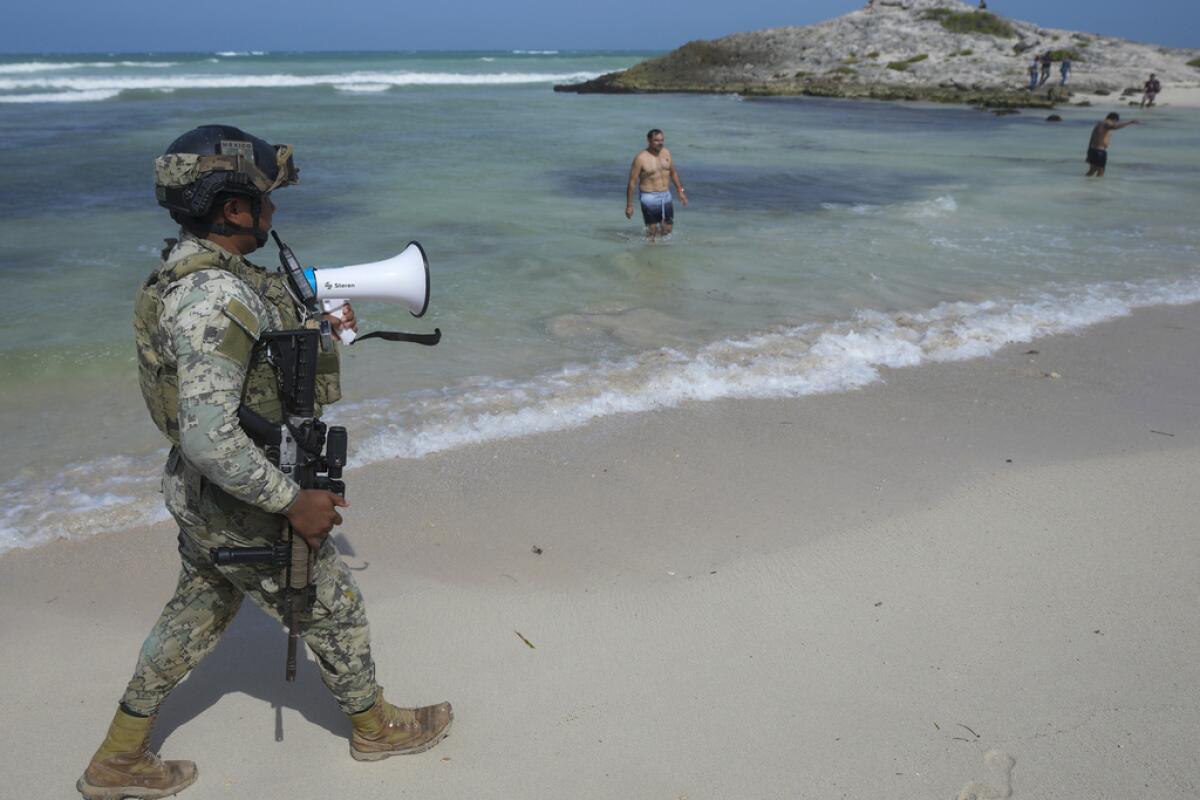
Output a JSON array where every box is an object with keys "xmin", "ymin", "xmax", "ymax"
[{"xmin": 324, "ymin": 302, "xmax": 358, "ymax": 335}]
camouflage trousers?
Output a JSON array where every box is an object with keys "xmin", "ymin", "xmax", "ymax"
[{"xmin": 120, "ymin": 454, "xmax": 377, "ymax": 716}]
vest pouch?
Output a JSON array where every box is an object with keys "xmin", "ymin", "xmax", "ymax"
[{"xmin": 134, "ymin": 274, "xmax": 183, "ymax": 445}]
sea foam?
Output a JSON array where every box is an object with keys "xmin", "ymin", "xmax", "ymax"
[
  {"xmin": 348, "ymin": 274, "xmax": 1200, "ymax": 462},
  {"xmin": 5, "ymin": 274, "xmax": 1196, "ymax": 557},
  {"xmin": 335, "ymin": 83, "xmax": 391, "ymax": 93},
  {"xmin": 0, "ymin": 60, "xmax": 178, "ymax": 73},
  {"xmin": 0, "ymin": 89, "xmax": 122, "ymax": 103},
  {"xmin": 0, "ymin": 70, "xmax": 604, "ymax": 102}
]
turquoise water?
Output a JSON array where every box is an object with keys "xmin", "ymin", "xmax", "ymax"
[{"xmin": 1, "ymin": 50, "xmax": 1198, "ymax": 553}]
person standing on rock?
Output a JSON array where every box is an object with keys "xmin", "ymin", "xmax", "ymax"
[
  {"xmin": 1086, "ymin": 112, "xmax": 1141, "ymax": 177},
  {"xmin": 625, "ymin": 128, "xmax": 687, "ymax": 242},
  {"xmin": 1141, "ymin": 74, "xmax": 1161, "ymax": 107},
  {"xmin": 1059, "ymin": 58, "xmax": 1071, "ymax": 86},
  {"xmin": 1039, "ymin": 51, "xmax": 1052, "ymax": 86}
]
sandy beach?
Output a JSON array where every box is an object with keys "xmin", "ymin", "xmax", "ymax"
[
  {"xmin": 1070, "ymin": 81, "xmax": 1200, "ymax": 109},
  {"xmin": 2, "ymin": 301, "xmax": 1198, "ymax": 799}
]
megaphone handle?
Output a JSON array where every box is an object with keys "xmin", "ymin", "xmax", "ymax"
[{"xmin": 321, "ymin": 299, "xmax": 357, "ymax": 345}]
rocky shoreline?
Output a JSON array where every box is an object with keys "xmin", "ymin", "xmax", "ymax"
[
  {"xmin": 557, "ymin": 71, "xmax": 1064, "ymax": 109},
  {"xmin": 555, "ymin": 0, "xmax": 1200, "ymax": 109}
]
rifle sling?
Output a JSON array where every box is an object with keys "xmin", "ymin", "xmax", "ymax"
[
  {"xmin": 237, "ymin": 405, "xmax": 283, "ymax": 447},
  {"xmin": 353, "ymin": 327, "xmax": 441, "ymax": 346}
]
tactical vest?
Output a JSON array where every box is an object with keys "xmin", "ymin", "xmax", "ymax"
[{"xmin": 133, "ymin": 238, "xmax": 341, "ymax": 446}]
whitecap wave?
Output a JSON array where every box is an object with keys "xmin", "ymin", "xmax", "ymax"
[
  {"xmin": 0, "ymin": 61, "xmax": 90, "ymax": 73},
  {"xmin": 906, "ymin": 194, "xmax": 958, "ymax": 219},
  {"xmin": 512, "ymin": 49, "xmax": 559, "ymax": 55},
  {"xmin": 335, "ymin": 83, "xmax": 390, "ymax": 93},
  {"xmin": 0, "ymin": 60, "xmax": 177, "ymax": 74},
  {"xmin": 0, "ymin": 70, "xmax": 603, "ymax": 97},
  {"xmin": 821, "ymin": 201, "xmax": 878, "ymax": 215},
  {"xmin": 0, "ymin": 89, "xmax": 122, "ymax": 103}
]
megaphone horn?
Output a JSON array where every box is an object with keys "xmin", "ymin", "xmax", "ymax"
[
  {"xmin": 306, "ymin": 241, "xmax": 430, "ymax": 317},
  {"xmin": 302, "ymin": 242, "xmax": 430, "ymax": 344}
]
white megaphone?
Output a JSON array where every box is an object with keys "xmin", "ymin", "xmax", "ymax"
[{"xmin": 301, "ymin": 242, "xmax": 430, "ymax": 344}]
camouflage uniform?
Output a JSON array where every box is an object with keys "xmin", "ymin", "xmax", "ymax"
[{"xmin": 123, "ymin": 234, "xmax": 377, "ymax": 716}]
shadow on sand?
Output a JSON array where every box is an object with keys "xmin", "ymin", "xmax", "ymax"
[
  {"xmin": 149, "ymin": 599, "xmax": 350, "ymax": 749},
  {"xmin": 149, "ymin": 531, "xmax": 371, "ymax": 748}
]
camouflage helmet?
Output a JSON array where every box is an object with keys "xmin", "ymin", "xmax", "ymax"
[{"xmin": 154, "ymin": 124, "xmax": 298, "ymax": 223}]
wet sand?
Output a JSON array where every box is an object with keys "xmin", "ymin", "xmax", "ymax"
[{"xmin": 1, "ymin": 303, "xmax": 1198, "ymax": 799}]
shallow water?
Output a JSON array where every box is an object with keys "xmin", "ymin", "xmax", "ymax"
[{"xmin": 1, "ymin": 50, "xmax": 1198, "ymax": 554}]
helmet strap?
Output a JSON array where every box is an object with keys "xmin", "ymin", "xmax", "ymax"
[
  {"xmin": 192, "ymin": 194, "xmax": 269, "ymax": 248},
  {"xmin": 189, "ymin": 220, "xmax": 270, "ymax": 249},
  {"xmin": 249, "ymin": 197, "xmax": 269, "ymax": 248}
]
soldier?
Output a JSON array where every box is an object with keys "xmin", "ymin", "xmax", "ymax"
[{"xmin": 77, "ymin": 125, "xmax": 452, "ymax": 800}]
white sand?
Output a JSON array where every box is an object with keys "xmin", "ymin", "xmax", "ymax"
[
  {"xmin": 1069, "ymin": 82, "xmax": 1200, "ymax": 109},
  {"xmin": 2, "ymin": 304, "xmax": 1199, "ymax": 798}
]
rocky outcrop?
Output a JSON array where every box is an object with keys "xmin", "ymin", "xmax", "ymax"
[{"xmin": 554, "ymin": 0, "xmax": 1200, "ymax": 107}]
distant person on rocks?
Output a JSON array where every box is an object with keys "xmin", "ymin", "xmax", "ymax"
[
  {"xmin": 1039, "ymin": 52, "xmax": 1052, "ymax": 86},
  {"xmin": 1086, "ymin": 112, "xmax": 1141, "ymax": 177},
  {"xmin": 978, "ymin": 0, "xmax": 987, "ymax": 8},
  {"xmin": 1027, "ymin": 59, "xmax": 1040, "ymax": 90},
  {"xmin": 626, "ymin": 129, "xmax": 687, "ymax": 242},
  {"xmin": 1059, "ymin": 58, "xmax": 1071, "ymax": 86},
  {"xmin": 1141, "ymin": 73, "xmax": 1161, "ymax": 107}
]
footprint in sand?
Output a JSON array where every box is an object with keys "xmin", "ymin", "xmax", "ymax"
[{"xmin": 956, "ymin": 749, "xmax": 1016, "ymax": 800}]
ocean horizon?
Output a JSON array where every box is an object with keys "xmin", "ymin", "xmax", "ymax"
[{"xmin": 1, "ymin": 49, "xmax": 1198, "ymax": 555}]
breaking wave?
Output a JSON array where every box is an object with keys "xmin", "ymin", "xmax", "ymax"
[
  {"xmin": 0, "ymin": 89, "xmax": 122, "ymax": 103},
  {"xmin": 0, "ymin": 70, "xmax": 603, "ymax": 102},
  {"xmin": 0, "ymin": 60, "xmax": 178, "ymax": 73},
  {"xmin": 3, "ymin": 273, "xmax": 1198, "ymax": 557}
]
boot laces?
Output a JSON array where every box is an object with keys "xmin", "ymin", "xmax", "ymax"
[{"xmin": 380, "ymin": 702, "xmax": 420, "ymax": 732}]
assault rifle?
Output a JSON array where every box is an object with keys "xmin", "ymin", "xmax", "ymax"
[{"xmin": 210, "ymin": 326, "xmax": 347, "ymax": 681}]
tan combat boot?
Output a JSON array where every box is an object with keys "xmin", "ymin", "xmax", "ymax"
[
  {"xmin": 76, "ymin": 707, "xmax": 197, "ymax": 800},
  {"xmin": 348, "ymin": 687, "xmax": 453, "ymax": 761}
]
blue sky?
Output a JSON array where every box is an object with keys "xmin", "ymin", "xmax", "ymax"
[{"xmin": 3, "ymin": 0, "xmax": 1196, "ymax": 53}]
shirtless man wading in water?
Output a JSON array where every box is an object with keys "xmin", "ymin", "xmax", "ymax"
[
  {"xmin": 1086, "ymin": 112, "xmax": 1141, "ymax": 177},
  {"xmin": 626, "ymin": 129, "xmax": 687, "ymax": 241}
]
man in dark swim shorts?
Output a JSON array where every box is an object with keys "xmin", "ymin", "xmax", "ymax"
[
  {"xmin": 1086, "ymin": 112, "xmax": 1141, "ymax": 177},
  {"xmin": 625, "ymin": 129, "xmax": 687, "ymax": 241},
  {"xmin": 639, "ymin": 188, "xmax": 674, "ymax": 229}
]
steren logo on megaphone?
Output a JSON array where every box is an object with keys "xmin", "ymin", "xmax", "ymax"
[{"xmin": 302, "ymin": 241, "xmax": 431, "ymax": 345}]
